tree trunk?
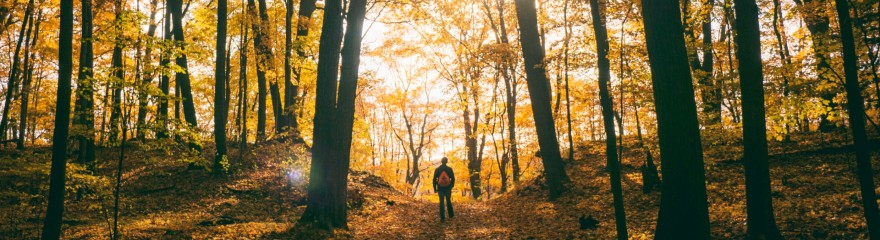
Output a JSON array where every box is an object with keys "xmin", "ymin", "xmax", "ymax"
[
  {"xmin": 282, "ymin": 0, "xmax": 316, "ymax": 138},
  {"xmin": 300, "ymin": 0, "xmax": 366, "ymax": 229},
  {"xmin": 589, "ymin": 0, "xmax": 627, "ymax": 238},
  {"xmin": 214, "ymin": 0, "xmax": 229, "ymax": 173},
  {"xmin": 41, "ymin": 0, "xmax": 73, "ymax": 236},
  {"xmin": 238, "ymin": 12, "xmax": 249, "ymax": 159},
  {"xmin": 464, "ymin": 106, "xmax": 482, "ymax": 199},
  {"xmin": 109, "ymin": 0, "xmax": 125, "ymax": 143},
  {"xmin": 247, "ymin": 0, "xmax": 267, "ymax": 142},
  {"xmin": 563, "ymin": 0, "xmax": 574, "ymax": 161},
  {"xmin": 156, "ymin": 5, "xmax": 171, "ymax": 139},
  {"xmin": 834, "ymin": 0, "xmax": 880, "ymax": 236},
  {"xmin": 75, "ymin": 0, "xmax": 96, "ymax": 166},
  {"xmin": 493, "ymin": 0, "xmax": 520, "ymax": 184},
  {"xmin": 732, "ymin": 0, "xmax": 784, "ymax": 238},
  {"xmin": 640, "ymin": 0, "xmax": 711, "ymax": 237},
  {"xmin": 169, "ymin": 0, "xmax": 199, "ymax": 134},
  {"xmin": 16, "ymin": 10, "xmax": 39, "ymax": 150},
  {"xmin": 513, "ymin": 0, "xmax": 571, "ymax": 200}
]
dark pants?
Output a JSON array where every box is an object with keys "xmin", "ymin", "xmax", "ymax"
[{"xmin": 438, "ymin": 188, "xmax": 454, "ymax": 220}]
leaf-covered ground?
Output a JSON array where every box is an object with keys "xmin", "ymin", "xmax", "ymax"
[{"xmin": 1, "ymin": 131, "xmax": 878, "ymax": 239}]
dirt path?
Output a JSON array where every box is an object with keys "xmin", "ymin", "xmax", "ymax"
[{"xmin": 349, "ymin": 192, "xmax": 509, "ymax": 239}]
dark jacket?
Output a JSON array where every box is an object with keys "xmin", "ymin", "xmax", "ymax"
[{"xmin": 433, "ymin": 164, "xmax": 455, "ymax": 191}]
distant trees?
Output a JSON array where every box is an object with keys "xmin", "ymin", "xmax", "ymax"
[
  {"xmin": 16, "ymin": 8, "xmax": 39, "ymax": 150},
  {"xmin": 683, "ymin": 0, "xmax": 720, "ymax": 126},
  {"xmin": 792, "ymin": 0, "xmax": 837, "ymax": 132},
  {"xmin": 513, "ymin": 0, "xmax": 571, "ymax": 199},
  {"xmin": 385, "ymin": 82, "xmax": 438, "ymax": 194},
  {"xmin": 300, "ymin": 0, "xmax": 367, "ymax": 229},
  {"xmin": 640, "ymin": 0, "xmax": 711, "ymax": 237},
  {"xmin": 0, "ymin": 0, "xmax": 33, "ymax": 143},
  {"xmin": 732, "ymin": 0, "xmax": 783, "ymax": 237},
  {"xmin": 41, "ymin": 0, "xmax": 73, "ymax": 237}
]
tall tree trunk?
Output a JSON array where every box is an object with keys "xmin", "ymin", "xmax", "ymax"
[
  {"xmin": 74, "ymin": 0, "xmax": 96, "ymax": 166},
  {"xmin": 169, "ymin": 0, "xmax": 198, "ymax": 134},
  {"xmin": 214, "ymin": 0, "xmax": 229, "ymax": 173},
  {"xmin": 16, "ymin": 10, "xmax": 39, "ymax": 150},
  {"xmin": 834, "ymin": 0, "xmax": 880, "ymax": 236},
  {"xmin": 41, "ymin": 0, "xmax": 73, "ymax": 236},
  {"xmin": 513, "ymin": 0, "xmax": 571, "ymax": 200},
  {"xmin": 563, "ymin": 0, "xmax": 574, "ymax": 161},
  {"xmin": 589, "ymin": 0, "xmax": 627, "ymax": 238},
  {"xmin": 494, "ymin": 0, "xmax": 520, "ymax": 184},
  {"xmin": 109, "ymin": 0, "xmax": 125, "ymax": 143},
  {"xmin": 0, "ymin": 0, "xmax": 33, "ymax": 142},
  {"xmin": 640, "ymin": 0, "xmax": 711, "ymax": 237},
  {"xmin": 247, "ymin": 0, "xmax": 267, "ymax": 141},
  {"xmin": 281, "ymin": 0, "xmax": 315, "ymax": 138},
  {"xmin": 464, "ymin": 105, "xmax": 482, "ymax": 199},
  {"xmin": 300, "ymin": 0, "xmax": 366, "ymax": 229},
  {"xmin": 238, "ymin": 11, "xmax": 249, "ymax": 158},
  {"xmin": 255, "ymin": 0, "xmax": 283, "ymax": 135},
  {"xmin": 289, "ymin": 0, "xmax": 318, "ymax": 135},
  {"xmin": 733, "ymin": 0, "xmax": 784, "ymax": 237},
  {"xmin": 156, "ymin": 5, "xmax": 171, "ymax": 139}
]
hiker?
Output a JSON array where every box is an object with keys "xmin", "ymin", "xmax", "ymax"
[{"xmin": 433, "ymin": 157, "xmax": 455, "ymax": 221}]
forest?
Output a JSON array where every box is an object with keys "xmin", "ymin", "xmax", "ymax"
[{"xmin": 0, "ymin": 0, "xmax": 879, "ymax": 238}]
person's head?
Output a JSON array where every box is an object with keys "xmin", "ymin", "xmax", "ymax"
[{"xmin": 441, "ymin": 157, "xmax": 448, "ymax": 165}]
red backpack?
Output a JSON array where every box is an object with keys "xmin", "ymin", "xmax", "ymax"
[{"xmin": 438, "ymin": 171, "xmax": 451, "ymax": 187}]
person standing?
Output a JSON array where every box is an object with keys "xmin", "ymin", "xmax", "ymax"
[{"xmin": 433, "ymin": 157, "xmax": 455, "ymax": 221}]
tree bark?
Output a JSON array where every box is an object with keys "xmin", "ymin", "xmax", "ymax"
[
  {"xmin": 238, "ymin": 11, "xmax": 249, "ymax": 159},
  {"xmin": 74, "ymin": 0, "xmax": 97, "ymax": 166},
  {"xmin": 41, "ymin": 0, "xmax": 73, "ymax": 236},
  {"xmin": 169, "ymin": 0, "xmax": 199, "ymax": 134},
  {"xmin": 108, "ymin": 0, "xmax": 125, "ymax": 143},
  {"xmin": 300, "ymin": 0, "xmax": 366, "ymax": 229},
  {"xmin": 640, "ymin": 0, "xmax": 711, "ymax": 237},
  {"xmin": 247, "ymin": 0, "xmax": 267, "ymax": 141},
  {"xmin": 16, "ymin": 10, "xmax": 39, "ymax": 150},
  {"xmin": 588, "ymin": 0, "xmax": 627, "ymax": 238},
  {"xmin": 282, "ymin": 0, "xmax": 316, "ymax": 137},
  {"xmin": 156, "ymin": 5, "xmax": 171, "ymax": 139},
  {"xmin": 214, "ymin": 0, "xmax": 229, "ymax": 173},
  {"xmin": 732, "ymin": 0, "xmax": 784, "ymax": 237},
  {"xmin": 496, "ymin": 0, "xmax": 520, "ymax": 184},
  {"xmin": 834, "ymin": 0, "xmax": 880, "ymax": 236},
  {"xmin": 513, "ymin": 0, "xmax": 571, "ymax": 199}
]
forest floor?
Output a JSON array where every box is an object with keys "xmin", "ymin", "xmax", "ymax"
[{"xmin": 1, "ymin": 130, "xmax": 879, "ymax": 239}]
